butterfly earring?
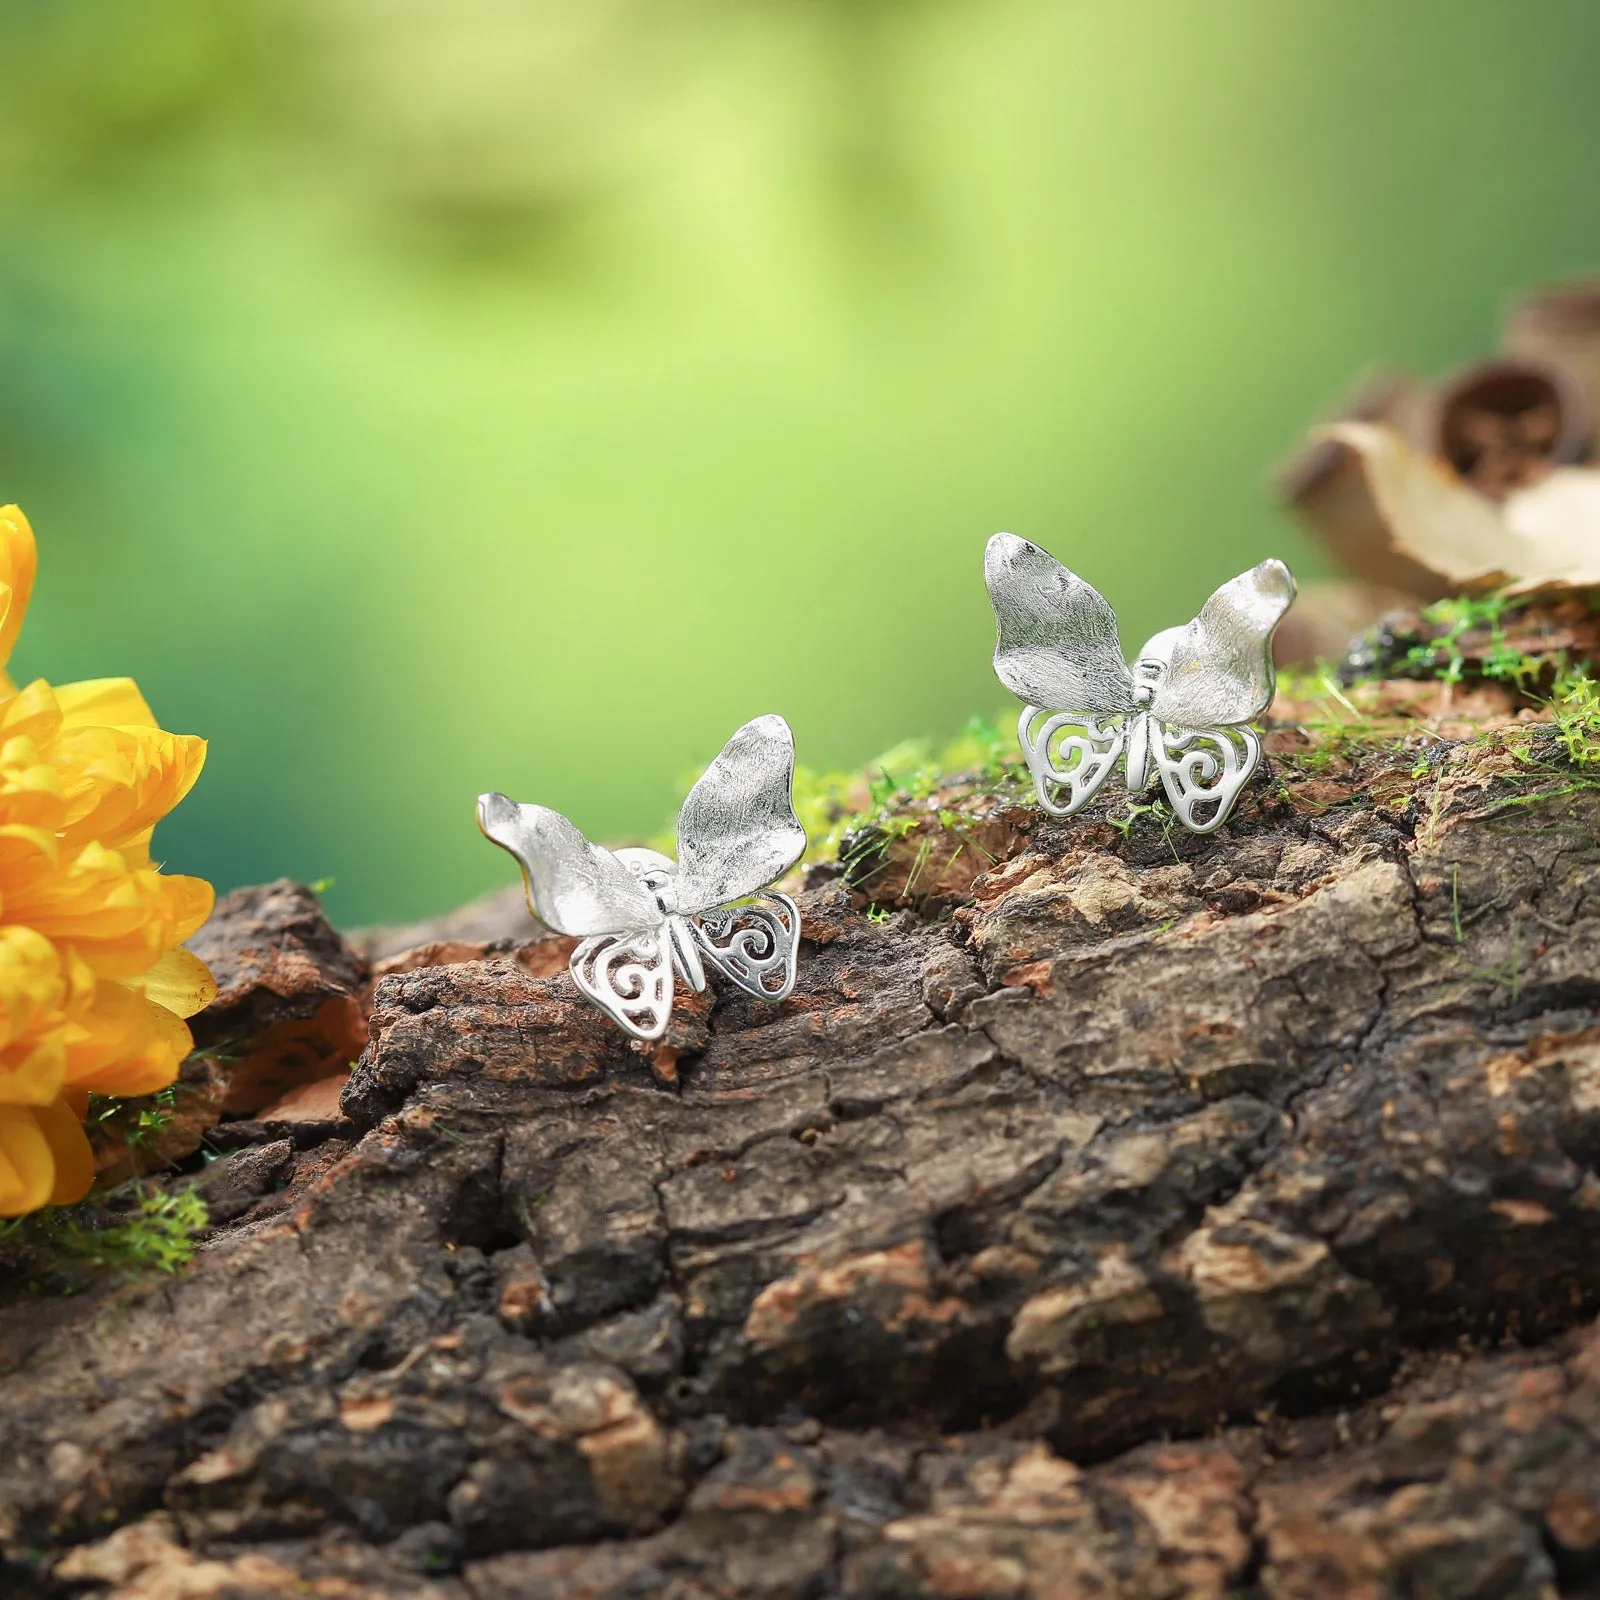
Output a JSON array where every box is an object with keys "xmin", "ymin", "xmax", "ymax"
[
  {"xmin": 477, "ymin": 715, "xmax": 807, "ymax": 1041},
  {"xmin": 984, "ymin": 534, "xmax": 1296, "ymax": 834}
]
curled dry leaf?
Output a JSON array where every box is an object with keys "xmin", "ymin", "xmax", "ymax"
[
  {"xmin": 1281, "ymin": 285, "xmax": 1600, "ymax": 629},
  {"xmin": 1323, "ymin": 421, "xmax": 1600, "ymax": 594}
]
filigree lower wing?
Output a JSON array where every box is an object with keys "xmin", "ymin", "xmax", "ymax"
[
  {"xmin": 690, "ymin": 892, "xmax": 800, "ymax": 1002},
  {"xmin": 1151, "ymin": 722, "xmax": 1262, "ymax": 834},
  {"xmin": 1017, "ymin": 708, "xmax": 1127, "ymax": 817},
  {"xmin": 570, "ymin": 929, "xmax": 674, "ymax": 1041}
]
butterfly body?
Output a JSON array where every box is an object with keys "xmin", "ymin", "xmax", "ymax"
[
  {"xmin": 478, "ymin": 716, "xmax": 806, "ymax": 1041},
  {"xmin": 601, "ymin": 846, "xmax": 709, "ymax": 995},
  {"xmin": 1116, "ymin": 658, "xmax": 1168, "ymax": 793},
  {"xmin": 987, "ymin": 536, "xmax": 1294, "ymax": 834}
]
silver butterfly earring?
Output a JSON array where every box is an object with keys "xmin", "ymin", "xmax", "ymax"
[
  {"xmin": 477, "ymin": 714, "xmax": 807, "ymax": 1041},
  {"xmin": 984, "ymin": 535, "xmax": 1296, "ymax": 834}
]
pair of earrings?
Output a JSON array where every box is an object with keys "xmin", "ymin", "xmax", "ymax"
[{"xmin": 480, "ymin": 538, "xmax": 1297, "ymax": 1039}]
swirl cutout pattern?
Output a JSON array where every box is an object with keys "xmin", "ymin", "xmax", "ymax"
[
  {"xmin": 692, "ymin": 892, "xmax": 800, "ymax": 1001},
  {"xmin": 570, "ymin": 929, "xmax": 674, "ymax": 1040},
  {"xmin": 1017, "ymin": 706, "xmax": 1127, "ymax": 817},
  {"xmin": 1151, "ymin": 723, "xmax": 1261, "ymax": 833}
]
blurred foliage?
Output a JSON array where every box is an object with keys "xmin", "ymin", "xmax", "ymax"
[
  {"xmin": 0, "ymin": 0, "xmax": 270, "ymax": 193},
  {"xmin": 0, "ymin": 0, "xmax": 948, "ymax": 233},
  {"xmin": 5, "ymin": 1, "xmax": 1600, "ymax": 922}
]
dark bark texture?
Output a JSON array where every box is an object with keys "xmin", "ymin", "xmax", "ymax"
[{"xmin": 9, "ymin": 728, "xmax": 1600, "ymax": 1597}]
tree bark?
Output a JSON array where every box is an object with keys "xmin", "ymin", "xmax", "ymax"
[{"xmin": 8, "ymin": 725, "xmax": 1600, "ymax": 1598}]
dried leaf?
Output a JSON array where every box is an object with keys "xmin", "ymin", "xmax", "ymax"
[{"xmin": 1326, "ymin": 422, "xmax": 1600, "ymax": 593}]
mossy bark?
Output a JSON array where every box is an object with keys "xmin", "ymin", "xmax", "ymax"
[{"xmin": 7, "ymin": 720, "xmax": 1600, "ymax": 1598}]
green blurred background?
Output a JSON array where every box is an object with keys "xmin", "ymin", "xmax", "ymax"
[{"xmin": 4, "ymin": 0, "xmax": 1600, "ymax": 925}]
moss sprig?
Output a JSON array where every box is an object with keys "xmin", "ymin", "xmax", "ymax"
[
  {"xmin": 1550, "ymin": 672, "xmax": 1600, "ymax": 768},
  {"xmin": 88, "ymin": 1085, "xmax": 180, "ymax": 1151},
  {"xmin": 0, "ymin": 1185, "xmax": 208, "ymax": 1293}
]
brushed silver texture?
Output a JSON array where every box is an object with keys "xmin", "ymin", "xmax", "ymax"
[
  {"xmin": 477, "ymin": 714, "xmax": 806, "ymax": 1040},
  {"xmin": 985, "ymin": 533, "xmax": 1296, "ymax": 833}
]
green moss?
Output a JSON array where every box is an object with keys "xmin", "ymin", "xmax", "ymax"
[
  {"xmin": 1431, "ymin": 671, "xmax": 1600, "ymax": 823},
  {"xmin": 88, "ymin": 1085, "xmax": 179, "ymax": 1151},
  {"xmin": 1551, "ymin": 671, "xmax": 1600, "ymax": 769},
  {"xmin": 0, "ymin": 1186, "xmax": 209, "ymax": 1292},
  {"xmin": 1348, "ymin": 589, "xmax": 1595, "ymax": 692},
  {"xmin": 1404, "ymin": 592, "xmax": 1516, "ymax": 685},
  {"xmin": 1105, "ymin": 793, "xmax": 1183, "ymax": 860}
]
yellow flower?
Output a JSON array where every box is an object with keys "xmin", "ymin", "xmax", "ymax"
[{"xmin": 0, "ymin": 507, "xmax": 215, "ymax": 1216}]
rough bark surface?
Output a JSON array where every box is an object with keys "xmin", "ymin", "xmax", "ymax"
[{"xmin": 8, "ymin": 724, "xmax": 1600, "ymax": 1597}]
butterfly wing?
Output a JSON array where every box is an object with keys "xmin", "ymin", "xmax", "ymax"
[
  {"xmin": 984, "ymin": 534, "xmax": 1137, "ymax": 714},
  {"xmin": 1149, "ymin": 725, "xmax": 1262, "ymax": 834},
  {"xmin": 1017, "ymin": 708, "xmax": 1128, "ymax": 816},
  {"xmin": 690, "ymin": 891, "xmax": 801, "ymax": 1003},
  {"xmin": 477, "ymin": 793, "xmax": 660, "ymax": 936},
  {"xmin": 674, "ymin": 716, "xmax": 806, "ymax": 916},
  {"xmin": 571, "ymin": 929, "xmax": 675, "ymax": 1040},
  {"xmin": 1146, "ymin": 560, "xmax": 1295, "ymax": 729}
]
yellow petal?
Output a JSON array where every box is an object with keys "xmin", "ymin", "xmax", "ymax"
[
  {"xmin": 37, "ymin": 1095, "xmax": 93, "ymax": 1206},
  {"xmin": 131, "ymin": 945, "xmax": 217, "ymax": 1019},
  {"xmin": 164, "ymin": 874, "xmax": 215, "ymax": 945},
  {"xmin": 0, "ymin": 507, "xmax": 38, "ymax": 679},
  {"xmin": 0, "ymin": 509, "xmax": 214, "ymax": 1215},
  {"xmin": 0, "ymin": 680, "xmax": 62, "ymax": 749},
  {"xmin": 65, "ymin": 980, "xmax": 191, "ymax": 1097},
  {"xmin": 57, "ymin": 727, "xmax": 208, "ymax": 851},
  {"xmin": 0, "ymin": 1036, "xmax": 66, "ymax": 1108},
  {"xmin": 0, "ymin": 924, "xmax": 72, "ymax": 1049},
  {"xmin": 56, "ymin": 677, "xmax": 157, "ymax": 730},
  {"xmin": 0, "ymin": 1102, "xmax": 56, "ymax": 1217},
  {"xmin": 0, "ymin": 822, "xmax": 61, "ymax": 877}
]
